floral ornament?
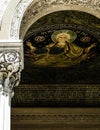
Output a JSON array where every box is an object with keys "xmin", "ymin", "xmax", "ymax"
[
  {"xmin": 35, "ymin": 36, "xmax": 45, "ymax": 42},
  {"xmin": 0, "ymin": 50, "xmax": 20, "ymax": 63},
  {"xmin": 80, "ymin": 36, "xmax": 91, "ymax": 43}
]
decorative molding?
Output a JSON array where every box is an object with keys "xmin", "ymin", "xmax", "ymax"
[
  {"xmin": 12, "ymin": 113, "xmax": 100, "ymax": 123},
  {"xmin": 12, "ymin": 84, "xmax": 100, "ymax": 107},
  {"xmin": 12, "ymin": 113, "xmax": 100, "ymax": 122},
  {"xmin": 11, "ymin": 108, "xmax": 100, "ymax": 130},
  {"xmin": 0, "ymin": 41, "xmax": 23, "ymax": 96},
  {"xmin": 10, "ymin": 0, "xmax": 100, "ymax": 39},
  {"xmin": 10, "ymin": 0, "xmax": 33, "ymax": 39}
]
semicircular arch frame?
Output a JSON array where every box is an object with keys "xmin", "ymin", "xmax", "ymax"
[{"xmin": 10, "ymin": 0, "xmax": 100, "ymax": 40}]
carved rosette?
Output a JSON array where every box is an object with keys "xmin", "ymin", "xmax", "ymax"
[{"xmin": 0, "ymin": 41, "xmax": 23, "ymax": 96}]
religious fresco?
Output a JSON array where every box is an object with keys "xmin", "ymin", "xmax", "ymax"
[
  {"xmin": 26, "ymin": 10, "xmax": 100, "ymax": 34},
  {"xmin": 11, "ymin": 10, "xmax": 100, "ymax": 107},
  {"xmin": 25, "ymin": 29, "xmax": 97, "ymax": 68},
  {"xmin": 21, "ymin": 11, "xmax": 100, "ymax": 84}
]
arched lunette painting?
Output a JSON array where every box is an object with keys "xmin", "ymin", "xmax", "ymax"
[
  {"xmin": 17, "ymin": 11, "xmax": 100, "ymax": 107},
  {"xmin": 25, "ymin": 29, "xmax": 97, "ymax": 68},
  {"xmin": 22, "ymin": 23, "xmax": 100, "ymax": 84}
]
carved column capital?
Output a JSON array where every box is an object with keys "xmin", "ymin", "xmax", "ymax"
[{"xmin": 0, "ymin": 40, "xmax": 23, "ymax": 96}]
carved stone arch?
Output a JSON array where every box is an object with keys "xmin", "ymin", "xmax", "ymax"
[
  {"xmin": 19, "ymin": 5, "xmax": 100, "ymax": 39},
  {"xmin": 10, "ymin": 0, "xmax": 100, "ymax": 40}
]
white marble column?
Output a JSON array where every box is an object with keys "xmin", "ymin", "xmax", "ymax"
[
  {"xmin": 0, "ymin": 88, "xmax": 11, "ymax": 130},
  {"xmin": 0, "ymin": 40, "xmax": 23, "ymax": 130}
]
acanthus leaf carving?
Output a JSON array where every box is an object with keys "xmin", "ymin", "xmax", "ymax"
[{"xmin": 0, "ymin": 41, "xmax": 23, "ymax": 96}]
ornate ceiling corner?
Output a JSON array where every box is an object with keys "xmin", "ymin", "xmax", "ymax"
[{"xmin": 10, "ymin": 0, "xmax": 100, "ymax": 40}]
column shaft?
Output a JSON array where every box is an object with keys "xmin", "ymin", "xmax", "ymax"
[
  {"xmin": 0, "ymin": 92, "xmax": 11, "ymax": 130},
  {"xmin": 0, "ymin": 40, "xmax": 23, "ymax": 130}
]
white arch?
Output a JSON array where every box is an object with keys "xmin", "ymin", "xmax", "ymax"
[
  {"xmin": 0, "ymin": 0, "xmax": 99, "ymax": 40},
  {"xmin": 10, "ymin": 0, "xmax": 100, "ymax": 40},
  {"xmin": 0, "ymin": 0, "xmax": 21, "ymax": 39},
  {"xmin": 19, "ymin": 5, "xmax": 100, "ymax": 39}
]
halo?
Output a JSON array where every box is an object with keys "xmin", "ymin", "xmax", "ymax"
[{"xmin": 51, "ymin": 30, "xmax": 77, "ymax": 43}]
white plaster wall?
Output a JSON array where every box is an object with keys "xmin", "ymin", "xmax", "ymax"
[
  {"xmin": 0, "ymin": 0, "xmax": 11, "ymax": 28},
  {"xmin": 0, "ymin": 0, "xmax": 20, "ymax": 39}
]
